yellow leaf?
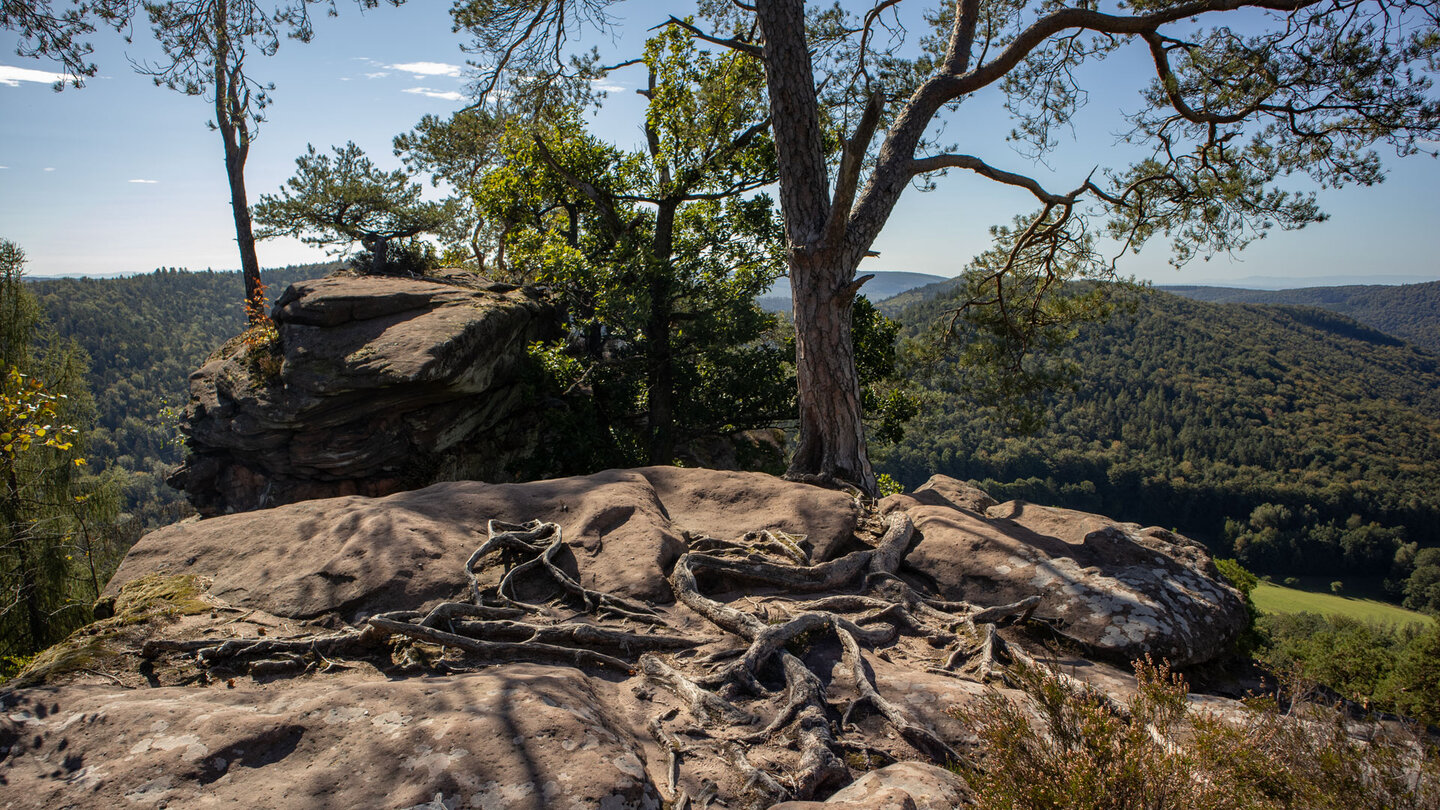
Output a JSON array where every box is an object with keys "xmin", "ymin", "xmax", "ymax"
[{"xmin": 73, "ymin": 458, "xmax": 86, "ymax": 466}]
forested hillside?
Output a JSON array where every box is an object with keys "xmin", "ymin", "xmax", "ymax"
[
  {"xmin": 27, "ymin": 264, "xmax": 339, "ymax": 525},
  {"xmin": 1163, "ymin": 281, "xmax": 1440, "ymax": 352},
  {"xmin": 878, "ymin": 287, "xmax": 1440, "ymax": 603}
]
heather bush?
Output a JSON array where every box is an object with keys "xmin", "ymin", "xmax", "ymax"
[{"xmin": 959, "ymin": 658, "xmax": 1440, "ymax": 809}]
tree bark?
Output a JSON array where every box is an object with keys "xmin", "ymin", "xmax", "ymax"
[
  {"xmin": 756, "ymin": 0, "xmax": 877, "ymax": 494},
  {"xmin": 211, "ymin": 0, "xmax": 261, "ymax": 322},
  {"xmin": 646, "ymin": 199, "xmax": 678, "ymax": 465}
]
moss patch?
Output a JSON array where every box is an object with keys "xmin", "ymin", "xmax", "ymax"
[{"xmin": 8, "ymin": 574, "xmax": 209, "ymax": 687}]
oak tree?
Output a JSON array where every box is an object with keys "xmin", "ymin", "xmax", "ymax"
[{"xmin": 404, "ymin": 29, "xmax": 789, "ymax": 465}]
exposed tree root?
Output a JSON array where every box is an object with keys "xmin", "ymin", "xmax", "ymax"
[
  {"xmin": 836, "ymin": 622, "xmax": 964, "ymax": 765},
  {"xmin": 641, "ymin": 653, "xmax": 755, "ymax": 726},
  {"xmin": 476, "ymin": 519, "xmax": 667, "ymax": 624},
  {"xmin": 136, "ymin": 505, "xmax": 1099, "ymax": 807},
  {"xmin": 365, "ymin": 616, "xmax": 636, "ymax": 672}
]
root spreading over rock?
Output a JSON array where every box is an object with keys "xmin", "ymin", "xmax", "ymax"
[{"xmin": 138, "ymin": 511, "xmax": 1116, "ymax": 807}]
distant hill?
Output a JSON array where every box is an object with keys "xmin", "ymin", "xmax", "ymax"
[
  {"xmin": 875, "ymin": 276, "xmax": 964, "ymax": 316},
  {"xmin": 1162, "ymin": 281, "xmax": 1440, "ymax": 352},
  {"xmin": 28, "ymin": 263, "xmax": 340, "ymax": 525},
  {"xmin": 760, "ymin": 271, "xmax": 949, "ymax": 312},
  {"xmin": 880, "ymin": 285, "xmax": 1440, "ymax": 581}
]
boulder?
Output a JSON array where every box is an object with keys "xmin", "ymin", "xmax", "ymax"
[
  {"xmin": 891, "ymin": 475, "xmax": 1246, "ymax": 666},
  {"xmin": 107, "ymin": 468, "xmax": 866, "ymax": 618},
  {"xmin": 170, "ymin": 270, "xmax": 559, "ymax": 516},
  {"xmin": 109, "ymin": 470, "xmax": 687, "ymax": 615},
  {"xmin": 0, "ymin": 665, "xmax": 661, "ymax": 810},
  {"xmin": 9, "ymin": 469, "xmax": 1267, "ymax": 809},
  {"xmin": 767, "ymin": 762, "xmax": 968, "ymax": 809}
]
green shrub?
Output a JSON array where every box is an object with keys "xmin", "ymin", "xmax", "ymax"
[{"xmin": 958, "ymin": 658, "xmax": 1440, "ymax": 809}]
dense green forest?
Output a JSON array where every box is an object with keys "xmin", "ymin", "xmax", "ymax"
[
  {"xmin": 878, "ymin": 286, "xmax": 1440, "ymax": 608},
  {"xmin": 25, "ymin": 263, "xmax": 337, "ymax": 527},
  {"xmin": 1164, "ymin": 281, "xmax": 1440, "ymax": 353}
]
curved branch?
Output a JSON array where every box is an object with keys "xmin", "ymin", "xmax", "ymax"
[{"xmin": 659, "ymin": 15, "xmax": 762, "ymax": 58}]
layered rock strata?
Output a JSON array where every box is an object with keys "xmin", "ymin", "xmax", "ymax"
[{"xmin": 169, "ymin": 270, "xmax": 558, "ymax": 516}]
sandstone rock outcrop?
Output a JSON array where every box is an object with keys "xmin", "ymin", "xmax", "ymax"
[
  {"xmin": 1, "ymin": 666, "xmax": 660, "ymax": 810},
  {"xmin": 882, "ymin": 474, "xmax": 1247, "ymax": 666},
  {"xmin": 169, "ymin": 270, "xmax": 559, "ymax": 516},
  {"xmin": 111, "ymin": 468, "xmax": 860, "ymax": 615},
  {"xmin": 4, "ymin": 469, "xmax": 1251, "ymax": 809}
]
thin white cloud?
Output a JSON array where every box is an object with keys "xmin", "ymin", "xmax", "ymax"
[
  {"xmin": 129, "ymin": 179, "xmax": 159, "ymax": 184},
  {"xmin": 364, "ymin": 71, "xmax": 391, "ymax": 80},
  {"xmin": 0, "ymin": 166, "xmax": 8, "ymax": 170},
  {"xmin": 592, "ymin": 82, "xmax": 626, "ymax": 93},
  {"xmin": 43, "ymin": 167, "xmax": 56, "ymax": 172},
  {"xmin": 404, "ymin": 87, "xmax": 464, "ymax": 102},
  {"xmin": 390, "ymin": 61, "xmax": 462, "ymax": 79},
  {"xmin": 0, "ymin": 65, "xmax": 68, "ymax": 87}
]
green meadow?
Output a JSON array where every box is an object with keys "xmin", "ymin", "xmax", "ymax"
[{"xmin": 1252, "ymin": 581, "xmax": 1434, "ymax": 628}]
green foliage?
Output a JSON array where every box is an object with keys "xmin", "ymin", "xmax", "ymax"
[
  {"xmin": 879, "ymin": 287, "xmax": 1440, "ymax": 584},
  {"xmin": 26, "ymin": 263, "xmax": 334, "ymax": 530},
  {"xmin": 417, "ymin": 29, "xmax": 791, "ymax": 469},
  {"xmin": 254, "ymin": 141, "xmax": 456, "ymax": 275},
  {"xmin": 1215, "ymin": 557, "xmax": 1264, "ymax": 655},
  {"xmin": 875, "ymin": 473, "xmax": 904, "ymax": 498},
  {"xmin": 0, "ymin": 238, "xmax": 122, "ymax": 661},
  {"xmin": 1258, "ymin": 613, "xmax": 1440, "ymax": 726},
  {"xmin": 1402, "ymin": 547, "xmax": 1440, "ymax": 615},
  {"xmin": 962, "ymin": 658, "xmax": 1440, "ymax": 809},
  {"xmin": 1215, "ymin": 557, "xmax": 1260, "ymax": 597},
  {"xmin": 853, "ymin": 296, "xmax": 919, "ymax": 446}
]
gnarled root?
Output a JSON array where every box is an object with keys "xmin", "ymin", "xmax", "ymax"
[
  {"xmin": 478, "ymin": 520, "xmax": 667, "ymax": 625},
  {"xmin": 835, "ymin": 622, "xmax": 963, "ymax": 766},
  {"xmin": 640, "ymin": 653, "xmax": 755, "ymax": 726}
]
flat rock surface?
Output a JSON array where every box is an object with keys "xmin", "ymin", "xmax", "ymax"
[
  {"xmin": 635, "ymin": 466, "xmax": 860, "ymax": 561},
  {"xmin": 108, "ymin": 468, "xmax": 864, "ymax": 618},
  {"xmin": 768, "ymin": 762, "xmax": 968, "ymax": 809},
  {"xmin": 0, "ymin": 665, "xmax": 660, "ymax": 810}
]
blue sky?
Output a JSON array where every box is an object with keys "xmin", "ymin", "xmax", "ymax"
[{"xmin": 2, "ymin": 1, "xmax": 1438, "ymax": 287}]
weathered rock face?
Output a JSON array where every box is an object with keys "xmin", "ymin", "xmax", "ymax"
[
  {"xmin": 0, "ymin": 666, "xmax": 661, "ymax": 810},
  {"xmin": 882, "ymin": 474, "xmax": 1247, "ymax": 666},
  {"xmin": 110, "ymin": 467, "xmax": 861, "ymax": 617},
  {"xmin": 3, "ymin": 469, "xmax": 1255, "ymax": 809},
  {"xmin": 169, "ymin": 270, "xmax": 559, "ymax": 517}
]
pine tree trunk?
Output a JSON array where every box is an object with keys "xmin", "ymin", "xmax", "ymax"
[
  {"xmin": 224, "ymin": 132, "xmax": 261, "ymax": 308},
  {"xmin": 757, "ymin": 0, "xmax": 877, "ymax": 494},
  {"xmin": 212, "ymin": 0, "xmax": 262, "ymax": 322},
  {"xmin": 788, "ymin": 254, "xmax": 875, "ymax": 493}
]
